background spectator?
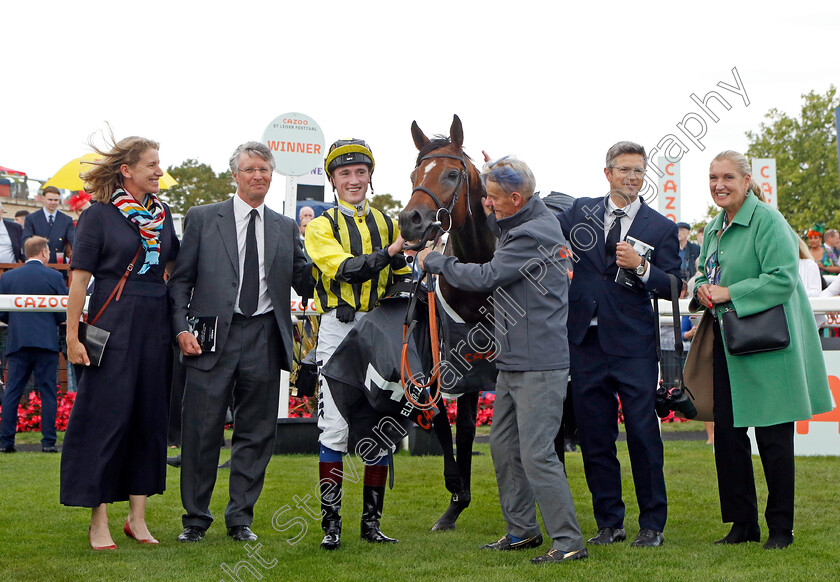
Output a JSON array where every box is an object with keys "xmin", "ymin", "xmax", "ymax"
[
  {"xmin": 23, "ymin": 186, "xmax": 75, "ymax": 265},
  {"xmin": 0, "ymin": 201, "xmax": 24, "ymax": 263},
  {"xmin": 14, "ymin": 210, "xmax": 29, "ymax": 228},
  {"xmin": 806, "ymin": 224, "xmax": 840, "ymax": 279},
  {"xmin": 677, "ymin": 221, "xmax": 700, "ymax": 284},
  {"xmin": 824, "ymin": 229, "xmax": 840, "ymax": 259},
  {"xmin": 797, "ymin": 235, "xmax": 822, "ymax": 297},
  {"xmin": 0, "ymin": 236, "xmax": 66, "ymax": 454}
]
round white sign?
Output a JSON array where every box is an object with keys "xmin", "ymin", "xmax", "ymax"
[{"xmin": 262, "ymin": 112, "xmax": 325, "ymax": 177}]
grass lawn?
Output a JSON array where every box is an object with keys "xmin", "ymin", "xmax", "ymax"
[{"xmin": 0, "ymin": 436, "xmax": 837, "ymax": 581}]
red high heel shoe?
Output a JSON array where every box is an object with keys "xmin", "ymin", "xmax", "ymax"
[
  {"xmin": 124, "ymin": 519, "xmax": 159, "ymax": 544},
  {"xmin": 89, "ymin": 527, "xmax": 117, "ymax": 551}
]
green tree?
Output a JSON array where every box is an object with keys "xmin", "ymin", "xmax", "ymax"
[
  {"xmin": 746, "ymin": 86, "xmax": 839, "ymax": 233},
  {"xmin": 162, "ymin": 159, "xmax": 234, "ymax": 215},
  {"xmin": 369, "ymin": 193, "xmax": 402, "ymax": 218}
]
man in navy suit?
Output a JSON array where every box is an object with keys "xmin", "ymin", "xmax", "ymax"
[
  {"xmin": 559, "ymin": 141, "xmax": 681, "ymax": 548},
  {"xmin": 23, "ymin": 186, "xmax": 75, "ymax": 264},
  {"xmin": 0, "ymin": 236, "xmax": 67, "ymax": 453},
  {"xmin": 0, "ymin": 202, "xmax": 24, "ymax": 264}
]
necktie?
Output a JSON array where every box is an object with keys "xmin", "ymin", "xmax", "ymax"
[
  {"xmin": 605, "ymin": 207, "xmax": 626, "ymax": 260},
  {"xmin": 240, "ymin": 209, "xmax": 259, "ymax": 316},
  {"xmin": 48, "ymin": 215, "xmax": 54, "ymax": 228}
]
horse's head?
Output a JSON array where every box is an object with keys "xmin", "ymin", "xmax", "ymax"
[{"xmin": 399, "ymin": 115, "xmax": 483, "ymax": 247}]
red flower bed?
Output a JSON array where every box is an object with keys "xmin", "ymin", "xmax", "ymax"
[
  {"xmin": 0, "ymin": 386, "xmax": 75, "ymax": 433},
  {"xmin": 3, "ymin": 386, "xmax": 689, "ymax": 432},
  {"xmin": 441, "ymin": 391, "xmax": 688, "ymax": 427},
  {"xmin": 444, "ymin": 392, "xmax": 495, "ymax": 426},
  {"xmin": 288, "ymin": 395, "xmax": 313, "ymax": 418}
]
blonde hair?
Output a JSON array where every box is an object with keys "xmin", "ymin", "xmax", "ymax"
[
  {"xmin": 82, "ymin": 131, "xmax": 160, "ymax": 203},
  {"xmin": 711, "ymin": 150, "xmax": 766, "ymax": 203},
  {"xmin": 797, "ymin": 233, "xmax": 812, "ymax": 260}
]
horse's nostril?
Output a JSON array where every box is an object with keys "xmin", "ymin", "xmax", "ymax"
[{"xmin": 411, "ymin": 212, "xmax": 423, "ymax": 224}]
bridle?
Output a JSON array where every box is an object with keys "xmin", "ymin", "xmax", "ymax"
[
  {"xmin": 404, "ymin": 152, "xmax": 472, "ymax": 251},
  {"xmin": 399, "ymin": 151, "xmax": 475, "ymax": 410}
]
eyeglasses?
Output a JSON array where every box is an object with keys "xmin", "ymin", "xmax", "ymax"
[
  {"xmin": 609, "ymin": 166, "xmax": 646, "ymax": 176},
  {"xmin": 239, "ymin": 168, "xmax": 271, "ymax": 176}
]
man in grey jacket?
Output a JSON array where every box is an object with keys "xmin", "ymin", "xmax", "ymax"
[{"xmin": 414, "ymin": 156, "xmax": 585, "ymax": 566}]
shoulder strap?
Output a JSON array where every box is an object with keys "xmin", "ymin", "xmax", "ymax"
[
  {"xmin": 654, "ymin": 274, "xmax": 685, "ymax": 387},
  {"xmin": 325, "ymin": 208, "xmax": 342, "ymax": 244},
  {"xmin": 89, "ymin": 245, "xmax": 142, "ymax": 326},
  {"xmin": 670, "ymin": 275, "xmax": 686, "ymax": 389}
]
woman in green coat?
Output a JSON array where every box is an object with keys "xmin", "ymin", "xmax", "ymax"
[{"xmin": 694, "ymin": 150, "xmax": 832, "ymax": 550}]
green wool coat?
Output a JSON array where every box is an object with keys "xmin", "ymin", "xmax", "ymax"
[{"xmin": 694, "ymin": 193, "xmax": 833, "ymax": 427}]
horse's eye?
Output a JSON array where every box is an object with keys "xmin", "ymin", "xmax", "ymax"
[{"xmin": 447, "ymin": 170, "xmax": 459, "ymax": 180}]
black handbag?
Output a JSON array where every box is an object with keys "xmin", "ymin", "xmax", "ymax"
[
  {"xmin": 721, "ymin": 304, "xmax": 790, "ymax": 355},
  {"xmin": 78, "ymin": 246, "xmax": 141, "ymax": 366}
]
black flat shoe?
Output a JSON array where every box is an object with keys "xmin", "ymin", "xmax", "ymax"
[
  {"xmin": 587, "ymin": 527, "xmax": 626, "ymax": 545},
  {"xmin": 1, "ymin": 445, "xmax": 16, "ymax": 453},
  {"xmin": 631, "ymin": 528, "xmax": 664, "ymax": 547},
  {"xmin": 227, "ymin": 525, "xmax": 258, "ymax": 542},
  {"xmin": 42, "ymin": 445, "xmax": 59, "ymax": 453},
  {"xmin": 715, "ymin": 521, "xmax": 761, "ymax": 544},
  {"xmin": 480, "ymin": 533, "xmax": 543, "ymax": 551},
  {"xmin": 177, "ymin": 525, "xmax": 206, "ymax": 543},
  {"xmin": 763, "ymin": 529, "xmax": 793, "ymax": 550},
  {"xmin": 166, "ymin": 455, "xmax": 181, "ymax": 467}
]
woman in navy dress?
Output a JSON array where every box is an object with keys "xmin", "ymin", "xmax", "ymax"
[{"xmin": 60, "ymin": 136, "xmax": 179, "ymax": 550}]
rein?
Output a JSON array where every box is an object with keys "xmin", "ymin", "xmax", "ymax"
[
  {"xmin": 400, "ymin": 270, "xmax": 441, "ymax": 410},
  {"xmin": 400, "ymin": 152, "xmax": 472, "ymax": 409}
]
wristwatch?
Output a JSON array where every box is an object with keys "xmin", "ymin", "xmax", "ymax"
[{"xmin": 635, "ymin": 258, "xmax": 647, "ymax": 276}]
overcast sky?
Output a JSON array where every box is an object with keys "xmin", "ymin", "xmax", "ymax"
[{"xmin": 3, "ymin": 0, "xmax": 838, "ymax": 222}]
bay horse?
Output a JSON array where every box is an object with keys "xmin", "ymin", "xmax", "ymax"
[{"xmin": 399, "ymin": 115, "xmax": 497, "ymax": 530}]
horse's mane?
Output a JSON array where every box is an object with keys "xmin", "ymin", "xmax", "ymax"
[{"xmin": 415, "ymin": 135, "xmax": 473, "ymax": 167}]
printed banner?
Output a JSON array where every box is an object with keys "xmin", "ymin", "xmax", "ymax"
[
  {"xmin": 656, "ymin": 157, "xmax": 680, "ymax": 222},
  {"xmin": 751, "ymin": 158, "xmax": 777, "ymax": 208}
]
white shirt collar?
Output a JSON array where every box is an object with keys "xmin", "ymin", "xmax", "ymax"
[
  {"xmin": 607, "ymin": 195, "xmax": 642, "ymax": 221},
  {"xmin": 233, "ymin": 193, "xmax": 265, "ymax": 221}
]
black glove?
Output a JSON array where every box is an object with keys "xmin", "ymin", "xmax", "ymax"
[{"xmin": 335, "ymin": 304, "xmax": 356, "ymax": 323}]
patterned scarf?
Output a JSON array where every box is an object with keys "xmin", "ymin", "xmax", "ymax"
[{"xmin": 110, "ymin": 188, "xmax": 165, "ymax": 274}]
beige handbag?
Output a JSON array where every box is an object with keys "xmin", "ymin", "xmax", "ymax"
[{"xmin": 680, "ymin": 310, "xmax": 715, "ymax": 422}]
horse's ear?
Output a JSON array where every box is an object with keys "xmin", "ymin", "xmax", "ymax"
[
  {"xmin": 450, "ymin": 115, "xmax": 464, "ymax": 150},
  {"xmin": 411, "ymin": 120, "xmax": 430, "ymax": 151}
]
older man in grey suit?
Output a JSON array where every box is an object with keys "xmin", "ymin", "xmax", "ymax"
[{"xmin": 169, "ymin": 141, "xmax": 312, "ymax": 543}]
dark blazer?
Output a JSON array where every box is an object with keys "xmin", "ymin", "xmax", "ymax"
[
  {"xmin": 681, "ymin": 240, "xmax": 701, "ymax": 282},
  {"xmin": 3, "ymin": 219, "xmax": 24, "ymax": 262},
  {"xmin": 168, "ymin": 197, "xmax": 313, "ymax": 371},
  {"xmin": 0, "ymin": 260, "xmax": 67, "ymax": 355},
  {"xmin": 23, "ymin": 209, "xmax": 75, "ymax": 263},
  {"xmin": 559, "ymin": 196, "xmax": 681, "ymax": 358}
]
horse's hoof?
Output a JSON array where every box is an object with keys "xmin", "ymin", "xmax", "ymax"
[
  {"xmin": 430, "ymin": 520, "xmax": 456, "ymax": 532},
  {"xmin": 430, "ymin": 495, "xmax": 470, "ymax": 532}
]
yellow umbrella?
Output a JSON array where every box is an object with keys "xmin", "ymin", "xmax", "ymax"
[{"xmin": 43, "ymin": 153, "xmax": 177, "ymax": 191}]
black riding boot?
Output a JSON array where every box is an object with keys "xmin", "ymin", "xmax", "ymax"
[
  {"xmin": 360, "ymin": 485, "xmax": 398, "ymax": 543},
  {"xmin": 319, "ymin": 464, "xmax": 342, "ymax": 550},
  {"xmin": 321, "ymin": 504, "xmax": 342, "ymax": 550}
]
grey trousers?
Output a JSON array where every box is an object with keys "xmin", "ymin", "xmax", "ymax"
[
  {"xmin": 180, "ymin": 312, "xmax": 282, "ymax": 529},
  {"xmin": 490, "ymin": 369, "xmax": 584, "ymax": 551}
]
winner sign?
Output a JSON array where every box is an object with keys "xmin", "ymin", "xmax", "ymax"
[{"xmin": 263, "ymin": 112, "xmax": 326, "ymax": 177}]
